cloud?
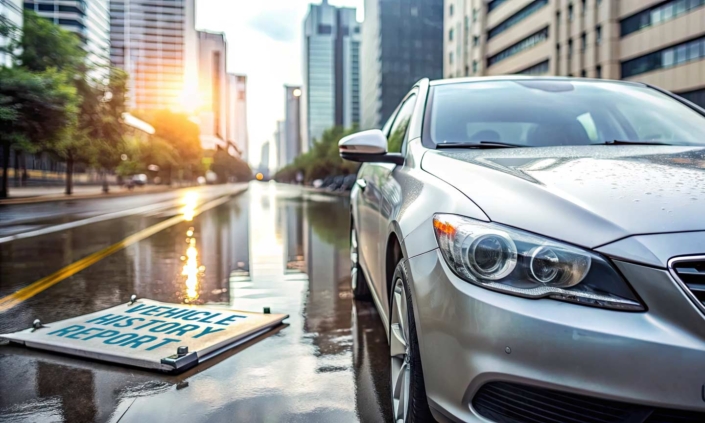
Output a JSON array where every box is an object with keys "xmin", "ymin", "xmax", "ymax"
[{"xmin": 248, "ymin": 10, "xmax": 299, "ymax": 43}]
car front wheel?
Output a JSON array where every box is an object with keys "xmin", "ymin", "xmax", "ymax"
[{"xmin": 390, "ymin": 261, "xmax": 433, "ymax": 422}]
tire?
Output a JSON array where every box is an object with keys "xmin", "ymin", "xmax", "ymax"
[
  {"xmin": 351, "ymin": 224, "xmax": 371, "ymax": 300},
  {"xmin": 389, "ymin": 261, "xmax": 434, "ymax": 422}
]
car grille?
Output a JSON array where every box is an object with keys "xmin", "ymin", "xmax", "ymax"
[
  {"xmin": 669, "ymin": 257, "xmax": 705, "ymax": 311},
  {"xmin": 472, "ymin": 382, "xmax": 705, "ymax": 423}
]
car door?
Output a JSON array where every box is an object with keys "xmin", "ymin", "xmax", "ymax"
[
  {"xmin": 354, "ymin": 107, "xmax": 401, "ymax": 288},
  {"xmin": 368, "ymin": 92, "xmax": 418, "ymax": 298}
]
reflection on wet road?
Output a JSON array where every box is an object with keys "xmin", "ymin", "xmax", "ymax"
[{"xmin": 0, "ymin": 182, "xmax": 391, "ymax": 422}]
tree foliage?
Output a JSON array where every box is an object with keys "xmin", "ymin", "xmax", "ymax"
[
  {"xmin": 210, "ymin": 148, "xmax": 252, "ymax": 183},
  {"xmin": 275, "ymin": 126, "xmax": 360, "ymax": 183},
  {"xmin": 134, "ymin": 110, "xmax": 203, "ymax": 168},
  {"xmin": 0, "ymin": 65, "xmax": 78, "ymax": 198}
]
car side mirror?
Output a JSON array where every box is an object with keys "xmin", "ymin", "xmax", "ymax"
[{"xmin": 338, "ymin": 129, "xmax": 405, "ymax": 165}]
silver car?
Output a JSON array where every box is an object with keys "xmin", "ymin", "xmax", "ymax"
[{"xmin": 339, "ymin": 77, "xmax": 705, "ymax": 422}]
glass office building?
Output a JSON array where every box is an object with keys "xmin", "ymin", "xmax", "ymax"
[
  {"xmin": 361, "ymin": 0, "xmax": 444, "ymax": 129},
  {"xmin": 0, "ymin": 0, "xmax": 23, "ymax": 67},
  {"xmin": 109, "ymin": 0, "xmax": 198, "ymax": 111},
  {"xmin": 302, "ymin": 1, "xmax": 361, "ymax": 151}
]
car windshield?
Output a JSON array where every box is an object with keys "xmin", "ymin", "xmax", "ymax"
[{"xmin": 427, "ymin": 80, "xmax": 705, "ymax": 147}]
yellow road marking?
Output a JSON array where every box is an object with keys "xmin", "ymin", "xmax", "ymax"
[{"xmin": 0, "ymin": 192, "xmax": 239, "ymax": 313}]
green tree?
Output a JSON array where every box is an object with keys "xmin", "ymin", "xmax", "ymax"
[
  {"xmin": 210, "ymin": 148, "xmax": 252, "ymax": 183},
  {"xmin": 275, "ymin": 125, "xmax": 360, "ymax": 184},
  {"xmin": 135, "ymin": 110, "xmax": 203, "ymax": 180},
  {"xmin": 18, "ymin": 11, "xmax": 84, "ymax": 72},
  {"xmin": 0, "ymin": 67, "xmax": 78, "ymax": 198},
  {"xmin": 18, "ymin": 10, "xmax": 94, "ymax": 194}
]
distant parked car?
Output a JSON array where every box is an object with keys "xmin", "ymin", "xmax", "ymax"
[
  {"xmin": 341, "ymin": 174, "xmax": 356, "ymax": 191},
  {"xmin": 131, "ymin": 174, "xmax": 147, "ymax": 186}
]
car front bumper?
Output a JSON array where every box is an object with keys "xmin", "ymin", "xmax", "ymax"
[{"xmin": 405, "ymin": 248, "xmax": 705, "ymax": 422}]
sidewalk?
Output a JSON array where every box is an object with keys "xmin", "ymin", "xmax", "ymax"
[{"xmin": 0, "ymin": 184, "xmax": 183, "ymax": 205}]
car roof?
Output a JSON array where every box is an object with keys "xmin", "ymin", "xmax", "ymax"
[{"xmin": 428, "ymin": 75, "xmax": 646, "ymax": 87}]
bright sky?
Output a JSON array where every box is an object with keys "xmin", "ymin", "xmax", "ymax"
[{"xmin": 196, "ymin": 0, "xmax": 364, "ymax": 168}]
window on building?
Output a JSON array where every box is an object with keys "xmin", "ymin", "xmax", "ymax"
[
  {"xmin": 473, "ymin": 9, "xmax": 478, "ymax": 22},
  {"xmin": 58, "ymin": 5, "xmax": 83, "ymax": 14},
  {"xmin": 465, "ymin": 65, "xmax": 469, "ymax": 76},
  {"xmin": 621, "ymin": 0, "xmax": 705, "ymax": 37},
  {"xmin": 410, "ymin": 6, "xmax": 418, "ymax": 16},
  {"xmin": 487, "ymin": 0, "xmax": 549, "ymax": 40},
  {"xmin": 472, "ymin": 60, "xmax": 478, "ymax": 74},
  {"xmin": 487, "ymin": 27, "xmax": 549, "ymax": 67},
  {"xmin": 581, "ymin": 0, "xmax": 586, "ymax": 14},
  {"xmin": 449, "ymin": 51, "xmax": 454, "ymax": 65},
  {"xmin": 568, "ymin": 4, "xmax": 574, "ymax": 21},
  {"xmin": 473, "ymin": 36, "xmax": 479, "ymax": 46},
  {"xmin": 621, "ymin": 35, "xmax": 705, "ymax": 78},
  {"xmin": 487, "ymin": 0, "xmax": 508, "ymax": 13},
  {"xmin": 449, "ymin": 28, "xmax": 454, "ymax": 41},
  {"xmin": 568, "ymin": 39, "xmax": 573, "ymax": 58},
  {"xmin": 596, "ymin": 65, "xmax": 602, "ymax": 78},
  {"xmin": 596, "ymin": 25, "xmax": 602, "ymax": 45},
  {"xmin": 581, "ymin": 69, "xmax": 587, "ymax": 77},
  {"xmin": 678, "ymin": 87, "xmax": 705, "ymax": 109},
  {"xmin": 450, "ymin": 3, "xmax": 454, "ymax": 16},
  {"xmin": 318, "ymin": 24, "xmax": 332, "ymax": 35},
  {"xmin": 38, "ymin": 3, "xmax": 54, "ymax": 11},
  {"xmin": 556, "ymin": 11, "xmax": 561, "ymax": 34},
  {"xmin": 581, "ymin": 32, "xmax": 587, "ymax": 51},
  {"xmin": 516, "ymin": 60, "xmax": 550, "ymax": 75}
]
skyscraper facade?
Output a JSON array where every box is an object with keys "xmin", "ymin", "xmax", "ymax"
[
  {"xmin": 275, "ymin": 120, "xmax": 285, "ymax": 171},
  {"xmin": 361, "ymin": 0, "xmax": 444, "ymax": 129},
  {"xmin": 445, "ymin": 0, "xmax": 705, "ymax": 108},
  {"xmin": 0, "ymin": 0, "xmax": 23, "ymax": 67},
  {"xmin": 282, "ymin": 85, "xmax": 302, "ymax": 167},
  {"xmin": 302, "ymin": 0, "xmax": 361, "ymax": 149},
  {"xmin": 25, "ymin": 0, "xmax": 110, "ymax": 79},
  {"xmin": 109, "ymin": 0, "xmax": 198, "ymax": 111},
  {"xmin": 258, "ymin": 141, "xmax": 270, "ymax": 177},
  {"xmin": 227, "ymin": 73, "xmax": 249, "ymax": 161},
  {"xmin": 197, "ymin": 30, "xmax": 227, "ymax": 150}
]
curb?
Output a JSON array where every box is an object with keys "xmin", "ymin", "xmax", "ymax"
[{"xmin": 0, "ymin": 186, "xmax": 191, "ymax": 206}]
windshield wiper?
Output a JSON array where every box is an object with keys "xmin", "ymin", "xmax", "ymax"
[
  {"xmin": 602, "ymin": 140, "xmax": 673, "ymax": 146},
  {"xmin": 437, "ymin": 141, "xmax": 524, "ymax": 149}
]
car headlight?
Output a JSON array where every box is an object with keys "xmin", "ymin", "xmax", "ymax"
[{"xmin": 433, "ymin": 214, "xmax": 644, "ymax": 311}]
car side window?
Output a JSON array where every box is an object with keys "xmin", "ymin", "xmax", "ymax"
[{"xmin": 388, "ymin": 94, "xmax": 417, "ymax": 153}]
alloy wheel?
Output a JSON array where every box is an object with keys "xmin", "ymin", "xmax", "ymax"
[{"xmin": 390, "ymin": 278, "xmax": 411, "ymax": 423}]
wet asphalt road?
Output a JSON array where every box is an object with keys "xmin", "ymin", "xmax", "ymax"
[{"xmin": 0, "ymin": 182, "xmax": 392, "ymax": 423}]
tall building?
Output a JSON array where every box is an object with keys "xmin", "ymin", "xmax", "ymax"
[
  {"xmin": 258, "ymin": 141, "xmax": 270, "ymax": 177},
  {"xmin": 25, "ymin": 0, "xmax": 110, "ymax": 80},
  {"xmin": 197, "ymin": 30, "xmax": 227, "ymax": 150},
  {"xmin": 445, "ymin": 0, "xmax": 705, "ymax": 107},
  {"xmin": 361, "ymin": 0, "xmax": 444, "ymax": 129},
  {"xmin": 275, "ymin": 120, "xmax": 285, "ymax": 170},
  {"xmin": 302, "ymin": 0, "xmax": 361, "ymax": 149},
  {"xmin": 280, "ymin": 85, "xmax": 302, "ymax": 167},
  {"xmin": 110, "ymin": 0, "xmax": 198, "ymax": 111},
  {"xmin": 0, "ymin": 0, "xmax": 23, "ymax": 67},
  {"xmin": 227, "ymin": 73, "xmax": 249, "ymax": 161}
]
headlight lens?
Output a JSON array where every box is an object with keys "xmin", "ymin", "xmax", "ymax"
[{"xmin": 433, "ymin": 214, "xmax": 644, "ymax": 311}]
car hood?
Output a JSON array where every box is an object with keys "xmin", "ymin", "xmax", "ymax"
[{"xmin": 422, "ymin": 145, "xmax": 705, "ymax": 248}]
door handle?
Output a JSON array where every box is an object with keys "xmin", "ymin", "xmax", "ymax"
[{"xmin": 356, "ymin": 178, "xmax": 367, "ymax": 190}]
